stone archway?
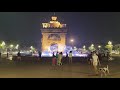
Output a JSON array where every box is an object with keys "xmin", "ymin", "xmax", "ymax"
[{"xmin": 50, "ymin": 43, "xmax": 58, "ymax": 52}]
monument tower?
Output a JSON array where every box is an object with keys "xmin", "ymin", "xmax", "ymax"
[{"xmin": 41, "ymin": 15, "xmax": 67, "ymax": 52}]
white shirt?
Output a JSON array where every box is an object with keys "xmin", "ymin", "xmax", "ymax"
[
  {"xmin": 92, "ymin": 54, "xmax": 98, "ymax": 63},
  {"xmin": 69, "ymin": 53, "xmax": 72, "ymax": 57}
]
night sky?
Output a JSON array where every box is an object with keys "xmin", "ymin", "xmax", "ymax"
[{"xmin": 0, "ymin": 12, "xmax": 120, "ymax": 47}]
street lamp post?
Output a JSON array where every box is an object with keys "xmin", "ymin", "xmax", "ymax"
[
  {"xmin": 10, "ymin": 44, "xmax": 14, "ymax": 55},
  {"xmin": 108, "ymin": 41, "xmax": 113, "ymax": 54},
  {"xmin": 70, "ymin": 39, "xmax": 74, "ymax": 48},
  {"xmin": 10, "ymin": 44, "xmax": 13, "ymax": 48},
  {"xmin": 98, "ymin": 45, "xmax": 101, "ymax": 49},
  {"xmin": 108, "ymin": 41, "xmax": 112, "ymax": 45},
  {"xmin": 91, "ymin": 44, "xmax": 94, "ymax": 47},
  {"xmin": 89, "ymin": 44, "xmax": 95, "ymax": 52},
  {"xmin": 83, "ymin": 45, "xmax": 86, "ymax": 50},
  {"xmin": 98, "ymin": 45, "xmax": 101, "ymax": 51}
]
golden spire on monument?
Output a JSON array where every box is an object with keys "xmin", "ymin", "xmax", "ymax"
[
  {"xmin": 51, "ymin": 12, "xmax": 57, "ymax": 21},
  {"xmin": 41, "ymin": 13, "xmax": 67, "ymax": 52},
  {"xmin": 42, "ymin": 12, "xmax": 66, "ymax": 28}
]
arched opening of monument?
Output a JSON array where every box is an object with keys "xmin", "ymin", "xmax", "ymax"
[{"xmin": 50, "ymin": 43, "xmax": 58, "ymax": 52}]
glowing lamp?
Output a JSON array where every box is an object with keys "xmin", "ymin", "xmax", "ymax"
[
  {"xmin": 70, "ymin": 39, "xmax": 74, "ymax": 42},
  {"xmin": 83, "ymin": 45, "xmax": 86, "ymax": 49},
  {"xmin": 98, "ymin": 45, "xmax": 101, "ymax": 48},
  {"xmin": 10, "ymin": 44, "xmax": 13, "ymax": 48},
  {"xmin": 91, "ymin": 44, "xmax": 94, "ymax": 47},
  {"xmin": 108, "ymin": 41, "xmax": 112, "ymax": 45}
]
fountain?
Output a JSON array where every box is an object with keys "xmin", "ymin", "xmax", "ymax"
[{"xmin": 41, "ymin": 45, "xmax": 88, "ymax": 57}]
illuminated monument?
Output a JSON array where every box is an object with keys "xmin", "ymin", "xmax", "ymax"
[{"xmin": 41, "ymin": 16, "xmax": 67, "ymax": 52}]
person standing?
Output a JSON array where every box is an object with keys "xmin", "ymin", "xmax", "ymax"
[
  {"xmin": 65, "ymin": 52, "xmax": 68, "ymax": 63},
  {"xmin": 91, "ymin": 52, "xmax": 101, "ymax": 75},
  {"xmin": 7, "ymin": 52, "xmax": 9, "ymax": 59},
  {"xmin": 107, "ymin": 52, "xmax": 110, "ymax": 60},
  {"xmin": 17, "ymin": 51, "xmax": 21, "ymax": 61},
  {"xmin": 58, "ymin": 52, "xmax": 63, "ymax": 66},
  {"xmin": 38, "ymin": 51, "xmax": 41, "ymax": 60},
  {"xmin": 52, "ymin": 54, "xmax": 57, "ymax": 70},
  {"xmin": 69, "ymin": 51, "xmax": 72, "ymax": 64},
  {"xmin": 87, "ymin": 52, "xmax": 93, "ymax": 65},
  {"xmin": 0, "ymin": 51, "xmax": 1, "ymax": 59},
  {"xmin": 98, "ymin": 53, "xmax": 102, "ymax": 61},
  {"xmin": 52, "ymin": 52, "xmax": 55, "ymax": 57}
]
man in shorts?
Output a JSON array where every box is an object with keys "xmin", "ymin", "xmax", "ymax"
[{"xmin": 92, "ymin": 52, "xmax": 101, "ymax": 75}]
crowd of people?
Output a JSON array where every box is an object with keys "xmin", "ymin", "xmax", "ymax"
[
  {"xmin": 52, "ymin": 51, "xmax": 73, "ymax": 66},
  {"xmin": 0, "ymin": 50, "xmax": 112, "ymax": 75},
  {"xmin": 51, "ymin": 51, "xmax": 73, "ymax": 70}
]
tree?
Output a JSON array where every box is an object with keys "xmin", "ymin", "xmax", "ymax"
[
  {"xmin": 105, "ymin": 41, "xmax": 113, "ymax": 53},
  {"xmin": 89, "ymin": 44, "xmax": 95, "ymax": 52},
  {"xmin": 114, "ymin": 44, "xmax": 120, "ymax": 51}
]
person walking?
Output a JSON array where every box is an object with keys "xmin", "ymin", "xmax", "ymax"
[
  {"xmin": 69, "ymin": 51, "xmax": 72, "ymax": 64},
  {"xmin": 91, "ymin": 51, "xmax": 101, "ymax": 75}
]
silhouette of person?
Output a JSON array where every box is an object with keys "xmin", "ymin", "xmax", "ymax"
[
  {"xmin": 17, "ymin": 51, "xmax": 21, "ymax": 61},
  {"xmin": 69, "ymin": 51, "xmax": 72, "ymax": 64}
]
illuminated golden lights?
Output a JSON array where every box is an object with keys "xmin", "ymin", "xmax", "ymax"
[
  {"xmin": 42, "ymin": 16, "xmax": 66, "ymax": 28},
  {"xmin": 41, "ymin": 15, "xmax": 67, "ymax": 52},
  {"xmin": 52, "ymin": 16, "xmax": 57, "ymax": 21},
  {"xmin": 58, "ymin": 44, "xmax": 65, "ymax": 52}
]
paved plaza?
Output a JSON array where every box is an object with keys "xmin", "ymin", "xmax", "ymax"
[{"xmin": 0, "ymin": 56, "xmax": 119, "ymax": 78}]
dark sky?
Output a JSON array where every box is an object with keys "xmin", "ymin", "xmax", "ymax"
[{"xmin": 0, "ymin": 12, "xmax": 120, "ymax": 47}]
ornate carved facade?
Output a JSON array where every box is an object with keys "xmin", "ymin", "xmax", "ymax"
[{"xmin": 41, "ymin": 16, "xmax": 67, "ymax": 52}]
